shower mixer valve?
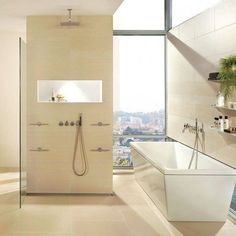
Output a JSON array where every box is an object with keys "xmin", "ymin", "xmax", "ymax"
[
  {"xmin": 58, "ymin": 120, "xmax": 78, "ymax": 126},
  {"xmin": 58, "ymin": 119, "xmax": 82, "ymax": 127}
]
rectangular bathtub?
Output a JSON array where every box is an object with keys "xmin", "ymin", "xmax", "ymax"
[{"xmin": 131, "ymin": 141, "xmax": 236, "ymax": 221}]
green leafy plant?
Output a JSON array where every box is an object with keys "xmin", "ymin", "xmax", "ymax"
[{"xmin": 218, "ymin": 55, "xmax": 236, "ymax": 101}]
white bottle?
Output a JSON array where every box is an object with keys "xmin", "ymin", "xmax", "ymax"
[
  {"xmin": 52, "ymin": 89, "xmax": 56, "ymax": 102},
  {"xmin": 219, "ymin": 116, "xmax": 224, "ymax": 132},
  {"xmin": 224, "ymin": 116, "xmax": 229, "ymax": 130},
  {"xmin": 216, "ymin": 91, "xmax": 224, "ymax": 107}
]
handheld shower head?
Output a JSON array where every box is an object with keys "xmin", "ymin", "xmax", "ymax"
[{"xmin": 60, "ymin": 9, "xmax": 79, "ymax": 27}]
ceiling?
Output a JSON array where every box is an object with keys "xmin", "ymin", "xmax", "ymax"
[{"xmin": 0, "ymin": 0, "xmax": 124, "ymax": 32}]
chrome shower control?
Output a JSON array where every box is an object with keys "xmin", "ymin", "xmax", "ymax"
[
  {"xmin": 70, "ymin": 121, "xmax": 75, "ymax": 126},
  {"xmin": 65, "ymin": 121, "xmax": 69, "ymax": 126},
  {"xmin": 59, "ymin": 121, "xmax": 64, "ymax": 126}
]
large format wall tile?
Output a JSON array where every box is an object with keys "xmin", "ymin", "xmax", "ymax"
[
  {"xmin": 27, "ymin": 16, "xmax": 113, "ymax": 193},
  {"xmin": 167, "ymin": 0, "xmax": 236, "ymax": 168}
]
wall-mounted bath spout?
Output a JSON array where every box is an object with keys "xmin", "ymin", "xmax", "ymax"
[
  {"xmin": 182, "ymin": 119, "xmax": 205, "ymax": 169},
  {"xmin": 72, "ymin": 113, "xmax": 88, "ymax": 176}
]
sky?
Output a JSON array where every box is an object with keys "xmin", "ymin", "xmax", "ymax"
[{"xmin": 113, "ymin": 36, "xmax": 165, "ymax": 113}]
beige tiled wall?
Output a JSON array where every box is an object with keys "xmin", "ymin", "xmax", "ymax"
[
  {"xmin": 0, "ymin": 31, "xmax": 20, "ymax": 168},
  {"xmin": 167, "ymin": 0, "xmax": 236, "ymax": 168},
  {"xmin": 27, "ymin": 16, "xmax": 113, "ymax": 193}
]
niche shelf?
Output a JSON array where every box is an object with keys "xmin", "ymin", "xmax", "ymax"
[{"xmin": 37, "ymin": 80, "xmax": 103, "ymax": 103}]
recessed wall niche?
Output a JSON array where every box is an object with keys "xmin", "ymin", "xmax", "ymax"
[{"xmin": 37, "ymin": 80, "xmax": 103, "ymax": 103}]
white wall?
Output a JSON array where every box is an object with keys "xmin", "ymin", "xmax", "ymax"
[
  {"xmin": 0, "ymin": 31, "xmax": 22, "ymax": 168},
  {"xmin": 167, "ymin": 0, "xmax": 236, "ymax": 167}
]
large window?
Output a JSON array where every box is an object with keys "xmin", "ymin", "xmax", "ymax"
[
  {"xmin": 113, "ymin": 36, "xmax": 165, "ymax": 168},
  {"xmin": 113, "ymin": 0, "xmax": 166, "ymax": 168},
  {"xmin": 172, "ymin": 0, "xmax": 221, "ymax": 27}
]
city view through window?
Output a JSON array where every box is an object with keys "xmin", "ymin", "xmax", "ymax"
[{"xmin": 113, "ymin": 36, "xmax": 165, "ymax": 168}]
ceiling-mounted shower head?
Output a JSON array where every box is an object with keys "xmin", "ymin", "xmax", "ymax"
[{"xmin": 60, "ymin": 9, "xmax": 79, "ymax": 26}]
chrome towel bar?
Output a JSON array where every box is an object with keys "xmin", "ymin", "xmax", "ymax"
[
  {"xmin": 90, "ymin": 122, "xmax": 110, "ymax": 126},
  {"xmin": 90, "ymin": 147, "xmax": 110, "ymax": 152},
  {"xmin": 29, "ymin": 122, "xmax": 49, "ymax": 126},
  {"xmin": 30, "ymin": 147, "xmax": 50, "ymax": 152}
]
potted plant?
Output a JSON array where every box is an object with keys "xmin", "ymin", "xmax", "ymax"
[{"xmin": 218, "ymin": 55, "xmax": 236, "ymax": 101}]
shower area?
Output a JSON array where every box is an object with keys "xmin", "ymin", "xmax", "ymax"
[{"xmin": 23, "ymin": 15, "xmax": 113, "ymax": 194}]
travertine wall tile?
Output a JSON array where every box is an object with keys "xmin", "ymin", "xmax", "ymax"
[
  {"xmin": 167, "ymin": 0, "xmax": 236, "ymax": 168},
  {"xmin": 215, "ymin": 0, "xmax": 236, "ymax": 30},
  {"xmin": 27, "ymin": 16, "xmax": 113, "ymax": 193}
]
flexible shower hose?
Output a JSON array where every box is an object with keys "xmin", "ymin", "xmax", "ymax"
[{"xmin": 72, "ymin": 115, "xmax": 88, "ymax": 176}]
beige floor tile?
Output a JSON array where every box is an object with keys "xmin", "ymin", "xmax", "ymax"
[
  {"xmin": 1, "ymin": 173, "xmax": 236, "ymax": 236},
  {"xmin": 71, "ymin": 221, "xmax": 131, "ymax": 236},
  {"xmin": 10, "ymin": 208, "xmax": 71, "ymax": 234}
]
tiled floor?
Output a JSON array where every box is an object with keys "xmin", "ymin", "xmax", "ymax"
[{"xmin": 0, "ymin": 174, "xmax": 236, "ymax": 236}]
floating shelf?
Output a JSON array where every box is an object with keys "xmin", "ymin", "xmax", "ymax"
[
  {"xmin": 213, "ymin": 105, "xmax": 236, "ymax": 112},
  {"xmin": 211, "ymin": 128, "xmax": 236, "ymax": 137},
  {"xmin": 218, "ymin": 130, "xmax": 236, "ymax": 137},
  {"xmin": 214, "ymin": 106, "xmax": 236, "ymax": 112}
]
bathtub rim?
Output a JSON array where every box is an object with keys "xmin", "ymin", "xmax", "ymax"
[{"xmin": 131, "ymin": 141, "xmax": 236, "ymax": 176}]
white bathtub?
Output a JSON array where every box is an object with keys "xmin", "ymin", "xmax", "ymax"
[{"xmin": 131, "ymin": 141, "xmax": 236, "ymax": 221}]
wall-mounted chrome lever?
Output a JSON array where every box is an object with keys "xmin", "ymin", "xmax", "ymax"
[
  {"xmin": 30, "ymin": 122, "xmax": 49, "ymax": 126},
  {"xmin": 90, "ymin": 122, "xmax": 110, "ymax": 126},
  {"xmin": 90, "ymin": 147, "xmax": 110, "ymax": 152},
  {"xmin": 30, "ymin": 147, "xmax": 50, "ymax": 152}
]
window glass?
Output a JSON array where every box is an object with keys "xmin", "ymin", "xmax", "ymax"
[{"xmin": 113, "ymin": 36, "xmax": 165, "ymax": 167}]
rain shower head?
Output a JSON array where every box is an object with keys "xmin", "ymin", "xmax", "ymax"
[{"xmin": 60, "ymin": 9, "xmax": 79, "ymax": 27}]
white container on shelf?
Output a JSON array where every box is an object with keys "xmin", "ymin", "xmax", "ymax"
[{"xmin": 216, "ymin": 91, "xmax": 224, "ymax": 107}]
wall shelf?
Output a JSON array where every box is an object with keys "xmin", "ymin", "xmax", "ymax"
[
  {"xmin": 218, "ymin": 130, "xmax": 236, "ymax": 137},
  {"xmin": 211, "ymin": 128, "xmax": 236, "ymax": 137},
  {"xmin": 213, "ymin": 105, "xmax": 236, "ymax": 112},
  {"xmin": 208, "ymin": 72, "xmax": 220, "ymax": 82}
]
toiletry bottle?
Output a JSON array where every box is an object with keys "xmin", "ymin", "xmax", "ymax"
[
  {"xmin": 214, "ymin": 117, "xmax": 219, "ymax": 128},
  {"xmin": 216, "ymin": 91, "xmax": 224, "ymax": 107},
  {"xmin": 224, "ymin": 116, "xmax": 229, "ymax": 130},
  {"xmin": 219, "ymin": 115, "xmax": 224, "ymax": 132},
  {"xmin": 52, "ymin": 89, "xmax": 56, "ymax": 102}
]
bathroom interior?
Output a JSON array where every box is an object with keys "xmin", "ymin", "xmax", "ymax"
[{"xmin": 1, "ymin": 0, "xmax": 236, "ymax": 235}]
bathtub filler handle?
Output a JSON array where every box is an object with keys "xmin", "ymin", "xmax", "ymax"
[
  {"xmin": 30, "ymin": 147, "xmax": 50, "ymax": 152},
  {"xmin": 90, "ymin": 147, "xmax": 110, "ymax": 152},
  {"xmin": 30, "ymin": 122, "xmax": 49, "ymax": 126},
  {"xmin": 182, "ymin": 123, "xmax": 204, "ymax": 134},
  {"xmin": 90, "ymin": 122, "xmax": 111, "ymax": 126}
]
